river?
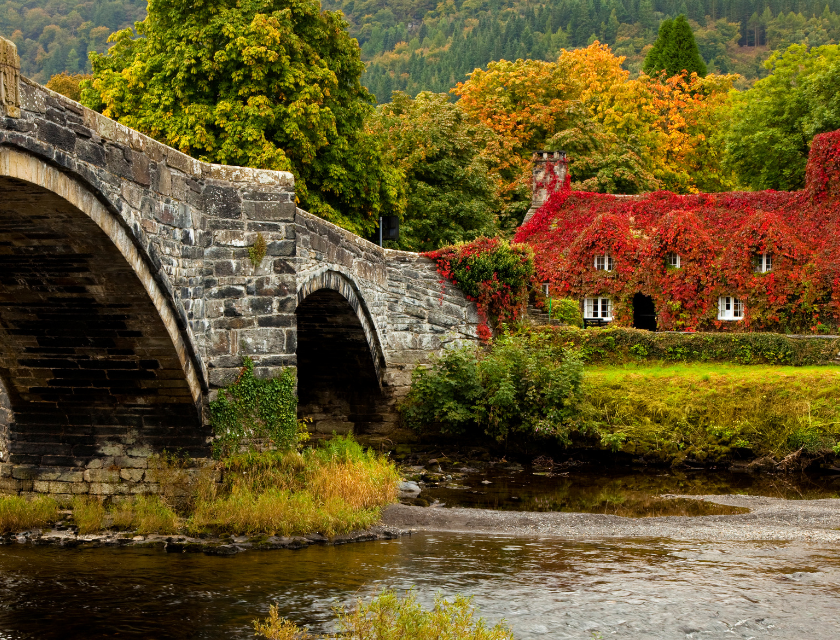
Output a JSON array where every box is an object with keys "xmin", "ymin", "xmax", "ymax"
[{"xmin": 1, "ymin": 531, "xmax": 839, "ymax": 639}]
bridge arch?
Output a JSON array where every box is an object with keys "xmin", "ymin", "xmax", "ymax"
[
  {"xmin": 0, "ymin": 148, "xmax": 207, "ymax": 466},
  {"xmin": 295, "ymin": 270, "xmax": 387, "ymax": 435}
]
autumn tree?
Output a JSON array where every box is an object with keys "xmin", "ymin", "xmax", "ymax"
[
  {"xmin": 81, "ymin": 0, "xmax": 404, "ymax": 236},
  {"xmin": 371, "ymin": 91, "xmax": 500, "ymax": 251}
]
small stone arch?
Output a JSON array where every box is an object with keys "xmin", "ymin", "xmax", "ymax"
[
  {"xmin": 0, "ymin": 147, "xmax": 205, "ymax": 402},
  {"xmin": 296, "ymin": 269, "xmax": 386, "ymax": 384}
]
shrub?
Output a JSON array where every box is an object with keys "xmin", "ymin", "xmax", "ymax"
[
  {"xmin": 424, "ymin": 237, "xmax": 534, "ymax": 335},
  {"xmin": 209, "ymin": 357, "xmax": 298, "ymax": 458},
  {"xmin": 0, "ymin": 496, "xmax": 58, "ymax": 533},
  {"xmin": 254, "ymin": 589, "xmax": 514, "ymax": 640},
  {"xmin": 548, "ymin": 297, "xmax": 583, "ymax": 327},
  {"xmin": 403, "ymin": 330, "xmax": 584, "ymax": 443}
]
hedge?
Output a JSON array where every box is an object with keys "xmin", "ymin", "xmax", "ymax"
[{"xmin": 546, "ymin": 326, "xmax": 840, "ymax": 366}]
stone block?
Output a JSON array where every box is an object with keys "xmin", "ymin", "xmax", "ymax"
[
  {"xmin": 84, "ymin": 469, "xmax": 121, "ymax": 483},
  {"xmin": 120, "ymin": 468, "xmax": 145, "ymax": 482}
]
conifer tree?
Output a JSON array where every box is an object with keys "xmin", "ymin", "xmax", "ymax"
[{"xmin": 644, "ymin": 15, "xmax": 708, "ymax": 76}]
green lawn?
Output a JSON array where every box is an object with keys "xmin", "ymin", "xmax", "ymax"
[{"xmin": 579, "ymin": 363, "xmax": 840, "ymax": 462}]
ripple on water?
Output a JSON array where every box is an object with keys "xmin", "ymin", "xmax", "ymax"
[{"xmin": 0, "ymin": 534, "xmax": 839, "ymax": 638}]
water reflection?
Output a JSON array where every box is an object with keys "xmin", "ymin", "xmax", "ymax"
[
  {"xmin": 1, "ymin": 533, "xmax": 839, "ymax": 639},
  {"xmin": 418, "ymin": 466, "xmax": 840, "ymax": 513}
]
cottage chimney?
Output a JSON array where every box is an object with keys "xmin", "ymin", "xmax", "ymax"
[
  {"xmin": 522, "ymin": 150, "xmax": 567, "ymax": 225},
  {"xmin": 0, "ymin": 36, "xmax": 21, "ymax": 118}
]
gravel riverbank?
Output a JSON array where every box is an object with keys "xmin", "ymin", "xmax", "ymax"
[{"xmin": 382, "ymin": 494, "xmax": 840, "ymax": 542}]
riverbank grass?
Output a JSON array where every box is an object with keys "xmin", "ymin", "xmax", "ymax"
[
  {"xmin": 187, "ymin": 436, "xmax": 399, "ymax": 536},
  {"xmin": 0, "ymin": 495, "xmax": 58, "ymax": 532},
  {"xmin": 254, "ymin": 590, "xmax": 514, "ymax": 640},
  {"xmin": 583, "ymin": 363, "xmax": 840, "ymax": 462}
]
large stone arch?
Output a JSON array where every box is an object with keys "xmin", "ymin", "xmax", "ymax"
[
  {"xmin": 295, "ymin": 270, "xmax": 387, "ymax": 436},
  {"xmin": 0, "ymin": 147, "xmax": 204, "ymax": 400},
  {"xmin": 0, "ymin": 151, "xmax": 208, "ymax": 470}
]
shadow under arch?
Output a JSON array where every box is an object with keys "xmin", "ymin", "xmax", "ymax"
[
  {"xmin": 0, "ymin": 157, "xmax": 208, "ymax": 466},
  {"xmin": 295, "ymin": 270, "xmax": 387, "ymax": 436}
]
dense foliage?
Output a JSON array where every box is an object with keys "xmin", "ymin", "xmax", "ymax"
[
  {"xmin": 80, "ymin": 0, "xmax": 402, "ymax": 236},
  {"xmin": 643, "ymin": 15, "xmax": 708, "ymax": 76},
  {"xmin": 723, "ymin": 43, "xmax": 840, "ymax": 190},
  {"xmin": 369, "ymin": 91, "xmax": 501, "ymax": 250},
  {"xmin": 209, "ymin": 357, "xmax": 298, "ymax": 458},
  {"xmin": 424, "ymin": 237, "xmax": 534, "ymax": 335},
  {"xmin": 403, "ymin": 332, "xmax": 584, "ymax": 444},
  {"xmin": 453, "ymin": 43, "xmax": 735, "ymax": 220},
  {"xmin": 515, "ymin": 129, "xmax": 840, "ymax": 332}
]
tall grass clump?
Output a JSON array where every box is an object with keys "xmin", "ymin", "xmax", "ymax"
[
  {"xmin": 187, "ymin": 436, "xmax": 399, "ymax": 537},
  {"xmin": 72, "ymin": 496, "xmax": 105, "ymax": 534},
  {"xmin": 109, "ymin": 495, "xmax": 178, "ymax": 535},
  {"xmin": 0, "ymin": 496, "xmax": 58, "ymax": 532},
  {"xmin": 254, "ymin": 589, "xmax": 514, "ymax": 640}
]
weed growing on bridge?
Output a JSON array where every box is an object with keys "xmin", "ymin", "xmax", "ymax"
[
  {"xmin": 254, "ymin": 589, "xmax": 514, "ymax": 640},
  {"xmin": 0, "ymin": 496, "xmax": 58, "ymax": 532},
  {"xmin": 249, "ymin": 233, "xmax": 267, "ymax": 269},
  {"xmin": 209, "ymin": 357, "xmax": 298, "ymax": 458}
]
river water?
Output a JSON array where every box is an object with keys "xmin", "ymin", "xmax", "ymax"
[{"xmin": 1, "ymin": 532, "xmax": 839, "ymax": 639}]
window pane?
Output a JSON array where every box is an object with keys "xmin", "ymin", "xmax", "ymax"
[
  {"xmin": 607, "ymin": 255, "xmax": 614, "ymax": 271},
  {"xmin": 765, "ymin": 254, "xmax": 772, "ymax": 271},
  {"xmin": 595, "ymin": 256, "xmax": 604, "ymax": 270}
]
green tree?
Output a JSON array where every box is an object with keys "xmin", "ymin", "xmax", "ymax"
[
  {"xmin": 371, "ymin": 91, "xmax": 500, "ymax": 251},
  {"xmin": 723, "ymin": 43, "xmax": 840, "ymax": 190},
  {"xmin": 81, "ymin": 0, "xmax": 404, "ymax": 236},
  {"xmin": 644, "ymin": 15, "xmax": 707, "ymax": 77}
]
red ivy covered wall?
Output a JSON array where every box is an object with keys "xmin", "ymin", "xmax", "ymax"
[{"xmin": 514, "ymin": 130, "xmax": 840, "ymax": 332}]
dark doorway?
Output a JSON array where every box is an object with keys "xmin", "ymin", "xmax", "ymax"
[
  {"xmin": 632, "ymin": 293, "xmax": 657, "ymax": 331},
  {"xmin": 295, "ymin": 289, "xmax": 383, "ymax": 436}
]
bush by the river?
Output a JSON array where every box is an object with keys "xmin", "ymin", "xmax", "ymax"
[
  {"xmin": 254, "ymin": 589, "xmax": 514, "ymax": 640},
  {"xmin": 402, "ymin": 331, "xmax": 584, "ymax": 444}
]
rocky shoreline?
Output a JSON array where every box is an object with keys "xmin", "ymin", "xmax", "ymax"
[{"xmin": 0, "ymin": 524, "xmax": 411, "ymax": 555}]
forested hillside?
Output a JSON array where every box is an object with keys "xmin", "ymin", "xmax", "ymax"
[
  {"xmin": 0, "ymin": 0, "xmax": 145, "ymax": 82},
  {"xmin": 2, "ymin": 0, "xmax": 839, "ymax": 95},
  {"xmin": 330, "ymin": 0, "xmax": 840, "ymax": 100}
]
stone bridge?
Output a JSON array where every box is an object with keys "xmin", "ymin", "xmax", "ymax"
[{"xmin": 0, "ymin": 39, "xmax": 478, "ymax": 498}]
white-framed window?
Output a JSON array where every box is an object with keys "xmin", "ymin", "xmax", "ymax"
[
  {"xmin": 584, "ymin": 297, "xmax": 613, "ymax": 320},
  {"xmin": 755, "ymin": 253, "xmax": 772, "ymax": 273},
  {"xmin": 718, "ymin": 296, "xmax": 744, "ymax": 321},
  {"xmin": 594, "ymin": 253, "xmax": 615, "ymax": 271},
  {"xmin": 666, "ymin": 252, "xmax": 681, "ymax": 268}
]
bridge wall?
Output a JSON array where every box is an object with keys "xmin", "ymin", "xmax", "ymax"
[{"xmin": 0, "ymin": 41, "xmax": 478, "ymax": 499}]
